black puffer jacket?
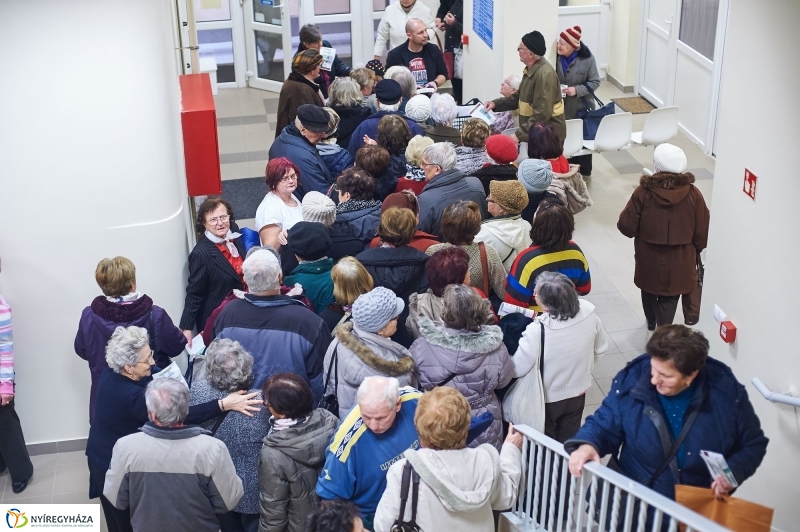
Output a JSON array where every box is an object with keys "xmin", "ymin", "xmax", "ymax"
[
  {"xmin": 473, "ymin": 163, "xmax": 518, "ymax": 195},
  {"xmin": 327, "ymin": 201, "xmax": 382, "ymax": 262},
  {"xmin": 333, "ymin": 106, "xmax": 372, "ymax": 150}
]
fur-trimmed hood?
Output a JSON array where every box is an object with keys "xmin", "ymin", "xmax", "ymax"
[
  {"xmin": 639, "ymin": 171, "xmax": 695, "ymax": 206},
  {"xmin": 417, "ymin": 318, "xmax": 504, "ymax": 355},
  {"xmin": 335, "ymin": 321, "xmax": 415, "ymax": 376},
  {"xmin": 548, "ymin": 164, "xmax": 593, "ymax": 213}
]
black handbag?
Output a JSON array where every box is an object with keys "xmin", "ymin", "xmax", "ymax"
[
  {"xmin": 318, "ymin": 346, "xmax": 340, "ymax": 417},
  {"xmin": 391, "ymin": 461, "xmax": 421, "ymax": 532},
  {"xmin": 576, "ymin": 83, "xmax": 615, "ymax": 140}
]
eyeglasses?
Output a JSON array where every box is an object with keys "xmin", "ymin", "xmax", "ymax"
[
  {"xmin": 206, "ymin": 214, "xmax": 230, "ymax": 225},
  {"xmin": 420, "ymin": 162, "xmax": 440, "ymax": 169},
  {"xmin": 281, "ymin": 173, "xmax": 298, "ymax": 183},
  {"xmin": 135, "ymin": 352, "xmax": 154, "ymax": 366},
  {"xmin": 517, "ymin": 46, "xmax": 531, "ymax": 53}
]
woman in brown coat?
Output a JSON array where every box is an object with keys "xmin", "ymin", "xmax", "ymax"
[
  {"xmin": 274, "ymin": 49, "xmax": 324, "ymax": 138},
  {"xmin": 617, "ymin": 144, "xmax": 709, "ymax": 330}
]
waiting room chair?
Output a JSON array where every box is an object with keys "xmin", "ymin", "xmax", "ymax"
[
  {"xmin": 563, "ymin": 119, "xmax": 585, "ymax": 158},
  {"xmin": 583, "ymin": 112, "xmax": 633, "ymax": 152},
  {"xmin": 631, "ymin": 106, "xmax": 679, "ymax": 146}
]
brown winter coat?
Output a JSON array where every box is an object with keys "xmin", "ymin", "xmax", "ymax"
[
  {"xmin": 617, "ymin": 172, "xmax": 710, "ymax": 296},
  {"xmin": 274, "ymin": 73, "xmax": 324, "ymax": 139}
]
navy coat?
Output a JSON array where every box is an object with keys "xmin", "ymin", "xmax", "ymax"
[
  {"xmin": 347, "ymin": 111, "xmax": 425, "ymax": 158},
  {"xmin": 269, "ymin": 123, "xmax": 335, "ymax": 199}
]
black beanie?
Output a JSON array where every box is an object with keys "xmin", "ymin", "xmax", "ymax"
[{"xmin": 521, "ymin": 30, "xmax": 546, "ymax": 56}]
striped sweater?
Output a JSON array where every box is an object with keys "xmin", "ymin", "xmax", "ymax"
[
  {"xmin": 0, "ymin": 294, "xmax": 13, "ymax": 395},
  {"xmin": 504, "ymin": 242, "xmax": 591, "ymax": 311}
]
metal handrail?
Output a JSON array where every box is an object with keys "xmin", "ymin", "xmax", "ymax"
[
  {"xmin": 752, "ymin": 377, "xmax": 800, "ymax": 408},
  {"xmin": 503, "ymin": 425, "xmax": 731, "ymax": 532}
]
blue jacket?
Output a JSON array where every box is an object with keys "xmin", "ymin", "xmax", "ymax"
[
  {"xmin": 327, "ymin": 203, "xmax": 382, "ymax": 263},
  {"xmin": 269, "ymin": 123, "xmax": 334, "ymax": 199},
  {"xmin": 347, "ymin": 111, "xmax": 425, "ymax": 158},
  {"xmin": 565, "ymin": 355, "xmax": 768, "ymax": 500},
  {"xmin": 317, "ymin": 142, "xmax": 354, "ymax": 178}
]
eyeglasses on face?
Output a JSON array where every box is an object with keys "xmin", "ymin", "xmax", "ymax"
[
  {"xmin": 281, "ymin": 173, "xmax": 298, "ymax": 183},
  {"xmin": 135, "ymin": 352, "xmax": 155, "ymax": 366},
  {"xmin": 420, "ymin": 162, "xmax": 440, "ymax": 169},
  {"xmin": 206, "ymin": 214, "xmax": 230, "ymax": 225}
]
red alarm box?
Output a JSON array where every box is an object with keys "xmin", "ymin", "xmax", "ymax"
[
  {"xmin": 180, "ymin": 73, "xmax": 222, "ymax": 197},
  {"xmin": 719, "ymin": 320, "xmax": 737, "ymax": 343}
]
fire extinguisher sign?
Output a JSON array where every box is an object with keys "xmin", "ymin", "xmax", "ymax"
[{"xmin": 743, "ymin": 169, "xmax": 757, "ymax": 200}]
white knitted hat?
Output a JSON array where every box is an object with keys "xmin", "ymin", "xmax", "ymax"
[
  {"xmin": 301, "ymin": 191, "xmax": 336, "ymax": 227},
  {"xmin": 645, "ymin": 143, "xmax": 688, "ymax": 176},
  {"xmin": 405, "ymin": 94, "xmax": 431, "ymax": 123}
]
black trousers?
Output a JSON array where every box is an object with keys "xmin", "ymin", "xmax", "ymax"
[
  {"xmin": 0, "ymin": 399, "xmax": 33, "ymax": 484},
  {"xmin": 568, "ymin": 153, "xmax": 593, "ymax": 176},
  {"xmin": 88, "ymin": 459, "xmax": 133, "ymax": 532},
  {"xmin": 641, "ymin": 291, "xmax": 680, "ymax": 327},
  {"xmin": 451, "ymin": 78, "xmax": 463, "ymax": 105},
  {"xmin": 544, "ymin": 394, "xmax": 586, "ymax": 443}
]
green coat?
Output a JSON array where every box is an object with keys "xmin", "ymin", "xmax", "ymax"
[{"xmin": 285, "ymin": 258, "xmax": 334, "ymax": 315}]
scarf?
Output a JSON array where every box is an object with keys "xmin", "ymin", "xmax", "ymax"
[
  {"xmin": 405, "ymin": 163, "xmax": 426, "ymax": 181},
  {"xmin": 559, "ymin": 50, "xmax": 579, "ymax": 77},
  {"xmin": 336, "ymin": 199, "xmax": 381, "ymax": 214},
  {"xmin": 106, "ymin": 291, "xmax": 143, "ymax": 304},
  {"xmin": 205, "ymin": 229, "xmax": 242, "ymax": 257},
  {"xmin": 268, "ymin": 415, "xmax": 310, "ymax": 434}
]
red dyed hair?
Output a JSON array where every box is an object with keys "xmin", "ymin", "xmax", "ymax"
[
  {"xmin": 265, "ymin": 157, "xmax": 301, "ymax": 191},
  {"xmin": 426, "ymin": 246, "xmax": 470, "ymax": 297}
]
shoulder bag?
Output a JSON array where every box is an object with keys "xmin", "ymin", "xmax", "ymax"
[
  {"xmin": 319, "ymin": 345, "xmax": 340, "ymax": 417},
  {"xmin": 497, "ymin": 319, "xmax": 544, "ymax": 402},
  {"xmin": 478, "ymin": 241, "xmax": 490, "ymax": 297},
  {"xmin": 576, "ymin": 83, "xmax": 615, "ymax": 140},
  {"xmin": 391, "ymin": 461, "xmax": 421, "ymax": 532}
]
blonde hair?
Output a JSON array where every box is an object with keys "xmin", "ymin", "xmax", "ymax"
[
  {"xmin": 405, "ymin": 135, "xmax": 434, "ymax": 166},
  {"xmin": 331, "ymin": 257, "xmax": 374, "ymax": 306},
  {"xmin": 377, "ymin": 207, "xmax": 416, "ymax": 247},
  {"xmin": 322, "ymin": 107, "xmax": 341, "ymax": 138},
  {"xmin": 415, "ymin": 387, "xmax": 470, "ymax": 450},
  {"xmin": 350, "ymin": 68, "xmax": 376, "ymax": 91},
  {"xmin": 96, "ymin": 257, "xmax": 136, "ymax": 298},
  {"xmin": 461, "ymin": 118, "xmax": 491, "ymax": 148}
]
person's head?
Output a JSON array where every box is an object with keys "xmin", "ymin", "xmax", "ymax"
[
  {"xmin": 350, "ymin": 68, "xmax": 376, "ymax": 97},
  {"xmin": 440, "ymin": 200, "xmax": 482, "ymax": 245},
  {"xmin": 365, "ymin": 59, "xmax": 385, "ymax": 81},
  {"xmin": 355, "ymin": 146, "xmax": 391, "ymax": 182},
  {"xmin": 398, "ymin": 0, "xmax": 417, "ymax": 10},
  {"xmin": 195, "ymin": 196, "xmax": 234, "ymax": 238},
  {"xmin": 263, "ymin": 372, "xmax": 315, "ymax": 420},
  {"xmin": 205, "ymin": 338, "xmax": 254, "ymax": 392},
  {"xmin": 429, "ymin": 93, "xmax": 458, "ymax": 127},
  {"xmin": 519, "ymin": 30, "xmax": 546, "ymax": 66},
  {"xmin": 322, "ymin": 107, "xmax": 341, "ymax": 140},
  {"xmin": 405, "ymin": 18, "xmax": 429, "ymax": 47},
  {"xmin": 356, "ymin": 376, "xmax": 401, "ymax": 434},
  {"xmin": 376, "ymin": 115, "xmax": 412, "ymax": 156},
  {"xmin": 384, "ymin": 66, "xmax": 417, "ymax": 99},
  {"xmin": 302, "ymin": 191, "xmax": 336, "ymax": 227},
  {"xmin": 381, "ymin": 190, "xmax": 419, "ymax": 216},
  {"xmin": 265, "ymin": 157, "xmax": 300, "ymax": 195},
  {"xmin": 292, "ymin": 49, "xmax": 323, "ymax": 78},
  {"xmin": 533, "ymin": 271, "xmax": 580, "ymax": 320},
  {"xmin": 517, "ymin": 158, "xmax": 554, "ymax": 194},
  {"xmin": 415, "ymin": 386, "xmax": 470, "ymax": 450},
  {"xmin": 557, "ymin": 25, "xmax": 582, "ymax": 56},
  {"xmin": 646, "ymin": 325, "xmax": 709, "ymax": 396},
  {"xmin": 337, "ymin": 167, "xmax": 376, "ymax": 202},
  {"xmin": 328, "ymin": 77, "xmax": 363, "ymax": 108},
  {"xmin": 529, "ymin": 201, "xmax": 574, "ymax": 250},
  {"xmin": 485, "ymin": 134, "xmax": 519, "ymax": 165},
  {"xmin": 299, "ymin": 24, "xmax": 323, "ymax": 49},
  {"xmin": 404, "ymin": 135, "xmax": 434, "ymax": 166},
  {"xmin": 427, "ymin": 247, "xmax": 470, "ymax": 297},
  {"xmin": 500, "ymin": 74, "xmax": 522, "ymax": 98},
  {"xmin": 460, "ymin": 119, "xmax": 491, "ymax": 149},
  {"xmin": 145, "ymin": 378, "xmax": 189, "ymax": 427},
  {"xmin": 105, "ymin": 326, "xmax": 153, "ymax": 380},
  {"xmin": 421, "ymin": 142, "xmax": 457, "ymax": 179},
  {"xmin": 95, "ymin": 257, "xmax": 137, "ymax": 298},
  {"xmin": 305, "ymin": 500, "xmax": 364, "ymax": 532},
  {"xmin": 242, "ymin": 248, "xmax": 282, "ymax": 294},
  {"xmin": 295, "ymin": 104, "xmax": 330, "ymax": 144},
  {"xmin": 377, "ymin": 207, "xmax": 416, "ymax": 247},
  {"xmin": 527, "ymin": 121, "xmax": 563, "ymax": 160},
  {"xmin": 352, "ymin": 287, "xmax": 404, "ymax": 338},
  {"xmin": 646, "ymin": 143, "xmax": 688, "ymax": 176},
  {"xmin": 288, "ymin": 221, "xmax": 332, "ymax": 261},
  {"xmin": 441, "ymin": 284, "xmax": 492, "ymax": 332},
  {"xmin": 374, "ymin": 79, "xmax": 403, "ymax": 111},
  {"xmin": 331, "ymin": 257, "xmax": 374, "ymax": 306},
  {"xmin": 488, "ymin": 180, "xmax": 529, "ymax": 217},
  {"xmin": 404, "ymin": 94, "xmax": 432, "ymax": 124}
]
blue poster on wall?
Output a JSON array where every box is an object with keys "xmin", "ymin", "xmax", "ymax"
[{"xmin": 473, "ymin": 0, "xmax": 493, "ymax": 49}]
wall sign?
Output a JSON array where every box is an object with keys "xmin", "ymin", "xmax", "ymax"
[
  {"xmin": 473, "ymin": 0, "xmax": 493, "ymax": 49},
  {"xmin": 743, "ymin": 168, "xmax": 757, "ymax": 201}
]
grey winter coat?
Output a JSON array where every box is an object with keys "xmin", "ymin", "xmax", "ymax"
[
  {"xmin": 409, "ymin": 318, "xmax": 514, "ymax": 450},
  {"xmin": 323, "ymin": 321, "xmax": 417, "ymax": 418},
  {"xmin": 258, "ymin": 409, "xmax": 338, "ymax": 532},
  {"xmin": 556, "ymin": 43, "xmax": 601, "ymax": 121}
]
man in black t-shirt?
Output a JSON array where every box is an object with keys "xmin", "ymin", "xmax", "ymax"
[{"xmin": 385, "ymin": 18, "xmax": 448, "ymax": 92}]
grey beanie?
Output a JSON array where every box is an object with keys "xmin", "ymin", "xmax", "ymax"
[
  {"xmin": 302, "ymin": 191, "xmax": 336, "ymax": 227},
  {"xmin": 518, "ymin": 159, "xmax": 554, "ymax": 193},
  {"xmin": 352, "ymin": 287, "xmax": 405, "ymax": 333}
]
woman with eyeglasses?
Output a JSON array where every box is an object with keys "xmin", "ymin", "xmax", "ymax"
[
  {"xmin": 255, "ymin": 158, "xmax": 304, "ymax": 251},
  {"xmin": 179, "ymin": 197, "xmax": 246, "ymax": 344}
]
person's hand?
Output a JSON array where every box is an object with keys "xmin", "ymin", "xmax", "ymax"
[
  {"xmin": 435, "ymin": 17, "xmax": 445, "ymax": 31},
  {"xmin": 363, "ymin": 134, "xmax": 377, "ymax": 146},
  {"xmin": 182, "ymin": 329, "xmax": 193, "ymax": 348},
  {"xmin": 444, "ymin": 12, "xmax": 456, "ymax": 26},
  {"xmin": 277, "ymin": 229, "xmax": 289, "ymax": 246},
  {"xmin": 222, "ymin": 391, "xmax": 262, "ymax": 417},
  {"xmin": 565, "ymin": 86, "xmax": 577, "ymax": 97},
  {"xmin": 0, "ymin": 394, "xmax": 13, "ymax": 406},
  {"xmin": 484, "ymin": 101, "xmax": 496, "ymax": 111},
  {"xmin": 505, "ymin": 423, "xmax": 523, "ymax": 449},
  {"xmin": 425, "ymin": 81, "xmax": 439, "ymax": 92},
  {"xmin": 374, "ymin": 55, "xmax": 382, "ymax": 61},
  {"xmin": 711, "ymin": 476, "xmax": 734, "ymax": 499},
  {"xmin": 568, "ymin": 444, "xmax": 600, "ymax": 478}
]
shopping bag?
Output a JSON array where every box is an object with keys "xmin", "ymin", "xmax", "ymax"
[
  {"xmin": 674, "ymin": 485, "xmax": 773, "ymax": 532},
  {"xmin": 575, "ymin": 83, "xmax": 615, "ymax": 140}
]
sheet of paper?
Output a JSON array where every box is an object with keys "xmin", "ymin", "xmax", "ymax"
[
  {"xmin": 469, "ymin": 103, "xmax": 495, "ymax": 125},
  {"xmin": 152, "ymin": 361, "xmax": 189, "ymax": 389},
  {"xmin": 700, "ymin": 450, "xmax": 739, "ymax": 487},
  {"xmin": 319, "ymin": 47, "xmax": 336, "ymax": 71},
  {"xmin": 186, "ymin": 333, "xmax": 206, "ymax": 357},
  {"xmin": 498, "ymin": 302, "xmax": 536, "ymax": 319}
]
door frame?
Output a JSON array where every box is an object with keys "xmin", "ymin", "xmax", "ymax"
[
  {"xmin": 243, "ymin": 0, "xmax": 295, "ymax": 91},
  {"xmin": 557, "ymin": 3, "xmax": 612, "ymax": 78}
]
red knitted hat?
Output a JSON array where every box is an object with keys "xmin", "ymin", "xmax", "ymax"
[
  {"xmin": 485, "ymin": 135, "xmax": 519, "ymax": 165},
  {"xmin": 560, "ymin": 26, "xmax": 581, "ymax": 49}
]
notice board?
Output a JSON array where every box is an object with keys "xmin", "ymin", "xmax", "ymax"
[{"xmin": 473, "ymin": 0, "xmax": 494, "ymax": 49}]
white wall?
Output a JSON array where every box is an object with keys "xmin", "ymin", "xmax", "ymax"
[
  {"xmin": 0, "ymin": 0, "xmax": 192, "ymax": 443},
  {"xmin": 698, "ymin": 1, "xmax": 800, "ymax": 529},
  {"xmin": 606, "ymin": 0, "xmax": 640, "ymax": 90}
]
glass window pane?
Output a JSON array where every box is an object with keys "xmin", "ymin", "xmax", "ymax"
[
  {"xmin": 315, "ymin": 22, "xmax": 352, "ymax": 68},
  {"xmin": 194, "ymin": 0, "xmax": 231, "ymax": 22},
  {"xmin": 559, "ymin": 0, "xmax": 600, "ymax": 5},
  {"xmin": 197, "ymin": 28, "xmax": 235, "ymax": 83},
  {"xmin": 315, "ymin": 0, "xmax": 350, "ymax": 16},
  {"xmin": 679, "ymin": 0, "xmax": 719, "ymax": 60},
  {"xmin": 373, "ymin": 0, "xmax": 391, "ymax": 11},
  {"xmin": 252, "ymin": 0, "xmax": 281, "ymax": 25},
  {"xmin": 254, "ymin": 30, "xmax": 285, "ymax": 82}
]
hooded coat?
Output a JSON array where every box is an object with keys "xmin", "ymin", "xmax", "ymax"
[
  {"xmin": 373, "ymin": 443, "xmax": 522, "ymax": 532},
  {"xmin": 258, "ymin": 409, "xmax": 339, "ymax": 532},
  {"xmin": 409, "ymin": 319, "xmax": 514, "ymax": 449},
  {"xmin": 549, "ymin": 164, "xmax": 593, "ymax": 215},
  {"xmin": 317, "ymin": 142, "xmax": 354, "ymax": 178},
  {"xmin": 327, "ymin": 201, "xmax": 382, "ymax": 262},
  {"xmin": 323, "ymin": 321, "xmax": 418, "ymax": 418},
  {"xmin": 475, "ymin": 214, "xmax": 533, "ymax": 270},
  {"xmin": 406, "ymin": 290, "xmax": 495, "ymax": 340},
  {"xmin": 617, "ymin": 172, "xmax": 710, "ymax": 296}
]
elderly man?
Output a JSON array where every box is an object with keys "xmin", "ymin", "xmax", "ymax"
[
  {"xmin": 317, "ymin": 376, "xmax": 422, "ymax": 530},
  {"xmin": 212, "ymin": 248, "xmax": 330, "ymax": 399},
  {"xmin": 417, "ymin": 142, "xmax": 488, "ymax": 239},
  {"xmin": 104, "ymin": 378, "xmax": 243, "ymax": 532},
  {"xmin": 269, "ymin": 104, "xmax": 334, "ymax": 199},
  {"xmin": 485, "ymin": 30, "xmax": 566, "ymax": 144},
  {"xmin": 374, "ymin": 0, "xmax": 435, "ymax": 59},
  {"xmin": 385, "ymin": 19, "xmax": 448, "ymax": 92}
]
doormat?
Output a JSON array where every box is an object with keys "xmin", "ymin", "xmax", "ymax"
[
  {"xmin": 222, "ymin": 176, "xmax": 268, "ymax": 220},
  {"xmin": 611, "ymin": 96, "xmax": 656, "ymax": 114}
]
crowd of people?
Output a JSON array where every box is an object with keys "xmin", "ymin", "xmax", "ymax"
[{"xmin": 0, "ymin": 9, "xmax": 769, "ymax": 532}]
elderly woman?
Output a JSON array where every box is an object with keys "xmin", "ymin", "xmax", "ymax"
[
  {"xmin": 356, "ymin": 207, "xmax": 430, "ymax": 347},
  {"xmin": 410, "ymin": 286, "xmax": 512, "ymax": 449},
  {"xmin": 505, "ymin": 200, "xmax": 591, "ymax": 312},
  {"xmin": 376, "ymin": 114, "xmax": 412, "ymax": 183},
  {"xmin": 503, "ymin": 272, "xmax": 608, "ymax": 442},
  {"xmin": 373, "ymin": 387, "xmax": 522, "ymax": 532},
  {"xmin": 473, "ymin": 134, "xmax": 520, "ymax": 192},
  {"xmin": 180, "ymin": 197, "xmax": 246, "ymax": 342},
  {"xmin": 370, "ymin": 191, "xmax": 439, "ymax": 252},
  {"xmin": 404, "ymin": 94, "xmax": 432, "ymax": 126},
  {"xmin": 329, "ymin": 77, "xmax": 372, "ymax": 149},
  {"xmin": 327, "ymin": 167, "xmax": 383, "ymax": 262},
  {"xmin": 274, "ymin": 49, "xmax": 324, "ymax": 138},
  {"xmin": 190, "ymin": 339, "xmax": 271, "ymax": 532},
  {"xmin": 255, "ymin": 157, "xmax": 304, "ymax": 252},
  {"xmin": 475, "ymin": 180, "xmax": 532, "ymax": 270},
  {"xmin": 319, "ymin": 257, "xmax": 374, "ymax": 333},
  {"xmin": 323, "ymin": 287, "xmax": 417, "ymax": 417},
  {"xmin": 86, "ymin": 326, "xmax": 260, "ymax": 532},
  {"xmin": 258, "ymin": 372, "xmax": 338, "ymax": 532},
  {"xmin": 426, "ymin": 93, "xmax": 461, "ymax": 144},
  {"xmin": 618, "ymin": 144, "xmax": 710, "ymax": 330},
  {"xmin": 455, "ymin": 118, "xmax": 492, "ymax": 175},
  {"xmin": 355, "ymin": 145, "xmax": 394, "ymax": 201},
  {"xmin": 567, "ymin": 325, "xmax": 768, "ymax": 503},
  {"xmin": 317, "ymin": 107, "xmax": 354, "ymax": 178},
  {"xmin": 490, "ymin": 75, "xmax": 522, "ymax": 134},
  {"xmin": 75, "ymin": 256, "xmax": 187, "ymax": 424},
  {"xmin": 394, "ymin": 135, "xmax": 433, "ymax": 195},
  {"xmin": 350, "ymin": 68, "xmax": 377, "ymax": 111},
  {"xmin": 426, "ymin": 200, "xmax": 507, "ymax": 300}
]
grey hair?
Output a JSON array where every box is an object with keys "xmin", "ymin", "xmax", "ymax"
[
  {"xmin": 145, "ymin": 378, "xmax": 189, "ymax": 427},
  {"xmin": 328, "ymin": 77, "xmax": 363, "ymax": 107},
  {"xmin": 243, "ymin": 248, "xmax": 281, "ymax": 293},
  {"xmin": 322, "ymin": 107, "xmax": 340, "ymax": 137},
  {"xmin": 385, "ymin": 66, "xmax": 416, "ymax": 99},
  {"xmin": 247, "ymin": 244, "xmax": 281, "ymax": 263},
  {"xmin": 430, "ymin": 93, "xmax": 458, "ymax": 126},
  {"xmin": 299, "ymin": 24, "xmax": 323, "ymax": 45},
  {"xmin": 533, "ymin": 53, "xmax": 543, "ymax": 61},
  {"xmin": 422, "ymin": 142, "xmax": 458, "ymax": 171},
  {"xmin": 105, "ymin": 326, "xmax": 149, "ymax": 373},
  {"xmin": 534, "ymin": 271, "xmax": 580, "ymax": 320},
  {"xmin": 378, "ymin": 101, "xmax": 401, "ymax": 112},
  {"xmin": 357, "ymin": 376, "xmax": 400, "ymax": 410},
  {"xmin": 441, "ymin": 284, "xmax": 492, "ymax": 332},
  {"xmin": 507, "ymin": 74, "xmax": 522, "ymax": 90},
  {"xmin": 205, "ymin": 339, "xmax": 254, "ymax": 392}
]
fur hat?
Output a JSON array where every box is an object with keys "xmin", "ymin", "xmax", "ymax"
[
  {"xmin": 518, "ymin": 159, "xmax": 554, "ymax": 193},
  {"xmin": 405, "ymin": 94, "xmax": 431, "ymax": 123},
  {"xmin": 521, "ymin": 30, "xmax": 546, "ymax": 56},
  {"xmin": 292, "ymin": 49, "xmax": 323, "ymax": 75},
  {"xmin": 645, "ymin": 143, "xmax": 688, "ymax": 176},
  {"xmin": 301, "ymin": 191, "xmax": 336, "ymax": 227},
  {"xmin": 560, "ymin": 26, "xmax": 582, "ymax": 49},
  {"xmin": 486, "ymin": 135, "xmax": 519, "ymax": 165},
  {"xmin": 352, "ymin": 287, "xmax": 404, "ymax": 333},
  {"xmin": 287, "ymin": 221, "xmax": 332, "ymax": 261},
  {"xmin": 490, "ymin": 180, "xmax": 529, "ymax": 215}
]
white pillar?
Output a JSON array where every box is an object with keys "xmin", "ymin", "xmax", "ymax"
[{"xmin": 0, "ymin": 0, "xmax": 193, "ymax": 443}]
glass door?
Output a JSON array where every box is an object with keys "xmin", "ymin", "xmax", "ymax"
[
  {"xmin": 301, "ymin": 0, "xmax": 362, "ymax": 70},
  {"xmin": 243, "ymin": 0, "xmax": 297, "ymax": 91},
  {"xmin": 194, "ymin": 0, "xmax": 246, "ymax": 88}
]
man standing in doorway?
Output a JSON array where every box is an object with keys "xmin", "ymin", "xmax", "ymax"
[{"xmin": 386, "ymin": 19, "xmax": 448, "ymax": 93}]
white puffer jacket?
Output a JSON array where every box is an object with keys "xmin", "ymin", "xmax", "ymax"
[{"xmin": 475, "ymin": 215, "xmax": 532, "ymax": 271}]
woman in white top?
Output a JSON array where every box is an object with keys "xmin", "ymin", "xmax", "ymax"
[
  {"xmin": 255, "ymin": 157, "xmax": 304, "ymax": 250},
  {"xmin": 502, "ymin": 271, "xmax": 609, "ymax": 443}
]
